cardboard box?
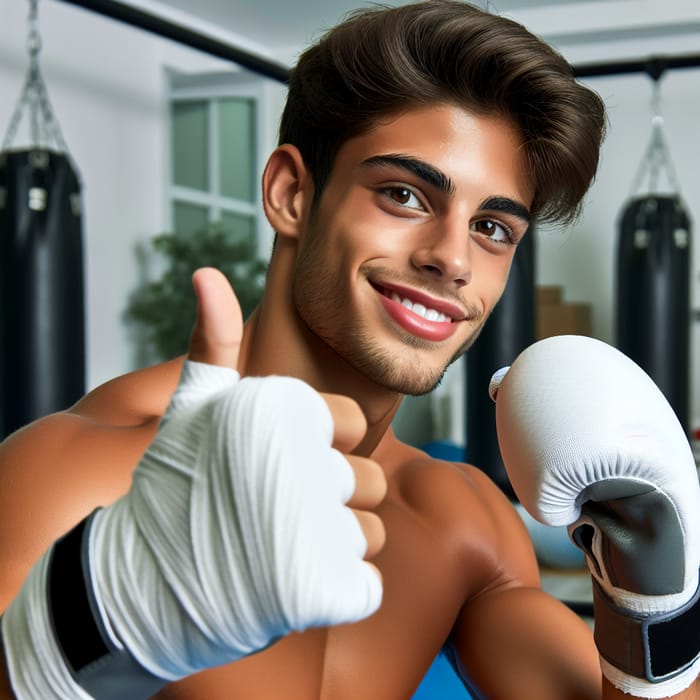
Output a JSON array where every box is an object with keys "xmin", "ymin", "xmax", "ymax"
[
  {"xmin": 537, "ymin": 286, "xmax": 563, "ymax": 306},
  {"xmin": 536, "ymin": 286, "xmax": 592, "ymax": 340}
]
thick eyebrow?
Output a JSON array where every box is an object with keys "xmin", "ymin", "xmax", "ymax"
[
  {"xmin": 361, "ymin": 154, "xmax": 456, "ymax": 196},
  {"xmin": 361, "ymin": 155, "xmax": 531, "ymax": 224},
  {"xmin": 479, "ymin": 196, "xmax": 531, "ymax": 225}
]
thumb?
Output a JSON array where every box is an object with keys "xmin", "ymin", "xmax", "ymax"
[{"xmin": 187, "ymin": 267, "xmax": 243, "ymax": 369}]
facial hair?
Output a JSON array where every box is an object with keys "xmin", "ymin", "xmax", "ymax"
[{"xmin": 293, "ymin": 231, "xmax": 487, "ymax": 396}]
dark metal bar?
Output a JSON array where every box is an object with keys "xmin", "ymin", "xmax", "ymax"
[
  {"xmin": 55, "ymin": 0, "xmax": 700, "ymax": 84},
  {"xmin": 574, "ymin": 53, "xmax": 700, "ymax": 80},
  {"xmin": 54, "ymin": 0, "xmax": 290, "ymax": 84}
]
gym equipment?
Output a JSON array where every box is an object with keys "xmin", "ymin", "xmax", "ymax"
[
  {"xmin": 465, "ymin": 228, "xmax": 535, "ymax": 500},
  {"xmin": 615, "ymin": 80, "xmax": 691, "ymax": 435},
  {"xmin": 0, "ymin": 0, "xmax": 85, "ymax": 438}
]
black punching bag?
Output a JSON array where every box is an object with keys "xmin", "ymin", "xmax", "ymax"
[
  {"xmin": 0, "ymin": 149, "xmax": 85, "ymax": 437},
  {"xmin": 616, "ymin": 194, "xmax": 691, "ymax": 434},
  {"xmin": 0, "ymin": 0, "xmax": 85, "ymax": 438},
  {"xmin": 465, "ymin": 229, "xmax": 536, "ymax": 500}
]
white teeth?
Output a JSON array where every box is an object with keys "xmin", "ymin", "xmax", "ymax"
[{"xmin": 389, "ymin": 292, "xmax": 449, "ymax": 322}]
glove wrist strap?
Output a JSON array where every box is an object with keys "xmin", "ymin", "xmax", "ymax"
[
  {"xmin": 593, "ymin": 572, "xmax": 700, "ymax": 684},
  {"xmin": 48, "ymin": 512, "xmax": 168, "ymax": 700}
]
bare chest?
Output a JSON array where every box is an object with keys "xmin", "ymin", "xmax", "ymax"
[{"xmin": 156, "ymin": 493, "xmax": 476, "ymax": 700}]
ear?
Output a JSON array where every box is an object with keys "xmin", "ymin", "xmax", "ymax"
[{"xmin": 262, "ymin": 144, "xmax": 313, "ymax": 240}]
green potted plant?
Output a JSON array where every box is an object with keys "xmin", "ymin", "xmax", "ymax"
[{"xmin": 125, "ymin": 223, "xmax": 267, "ymax": 363}]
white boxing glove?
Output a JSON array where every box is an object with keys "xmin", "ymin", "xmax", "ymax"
[
  {"xmin": 2, "ymin": 361, "xmax": 382, "ymax": 699},
  {"xmin": 490, "ymin": 335, "xmax": 700, "ymax": 698}
]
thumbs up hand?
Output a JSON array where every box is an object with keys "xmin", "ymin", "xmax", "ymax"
[
  {"xmin": 1, "ymin": 268, "xmax": 387, "ymax": 700},
  {"xmin": 92, "ymin": 268, "xmax": 386, "ymax": 681}
]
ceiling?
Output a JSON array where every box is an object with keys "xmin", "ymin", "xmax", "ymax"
[
  {"xmin": 154, "ymin": 0, "xmax": 575, "ymax": 52},
  {"xmin": 117, "ymin": 0, "xmax": 700, "ymax": 68}
]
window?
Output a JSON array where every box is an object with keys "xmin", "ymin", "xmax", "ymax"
[{"xmin": 167, "ymin": 70, "xmax": 281, "ymax": 251}]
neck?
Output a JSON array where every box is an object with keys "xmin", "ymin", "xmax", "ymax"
[{"xmin": 237, "ymin": 240, "xmax": 403, "ymax": 456}]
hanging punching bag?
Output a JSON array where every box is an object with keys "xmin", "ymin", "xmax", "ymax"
[
  {"xmin": 616, "ymin": 194, "xmax": 691, "ymax": 434},
  {"xmin": 0, "ymin": 149, "xmax": 85, "ymax": 437},
  {"xmin": 0, "ymin": 0, "xmax": 85, "ymax": 439},
  {"xmin": 465, "ymin": 228, "xmax": 536, "ymax": 500}
]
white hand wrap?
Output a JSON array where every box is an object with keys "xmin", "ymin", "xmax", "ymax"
[
  {"xmin": 2, "ymin": 362, "xmax": 382, "ymax": 699},
  {"xmin": 2, "ymin": 552, "xmax": 94, "ymax": 699},
  {"xmin": 491, "ymin": 335, "xmax": 700, "ymax": 698}
]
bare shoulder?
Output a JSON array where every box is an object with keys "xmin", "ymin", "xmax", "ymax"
[
  {"xmin": 70, "ymin": 355, "xmax": 185, "ymax": 426},
  {"xmin": 377, "ymin": 431, "xmax": 540, "ymax": 590},
  {"xmin": 0, "ymin": 357, "xmax": 184, "ymax": 612}
]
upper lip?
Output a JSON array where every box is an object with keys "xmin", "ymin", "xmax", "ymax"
[{"xmin": 371, "ymin": 280, "xmax": 468, "ymax": 321}]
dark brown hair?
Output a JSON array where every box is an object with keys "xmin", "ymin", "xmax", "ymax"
[{"xmin": 279, "ymin": 0, "xmax": 606, "ymax": 225}]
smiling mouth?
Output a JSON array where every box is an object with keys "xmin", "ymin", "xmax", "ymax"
[
  {"xmin": 371, "ymin": 282, "xmax": 464, "ymax": 343},
  {"xmin": 386, "ymin": 291, "xmax": 451, "ymax": 323},
  {"xmin": 370, "ymin": 281, "xmax": 464, "ymax": 322}
]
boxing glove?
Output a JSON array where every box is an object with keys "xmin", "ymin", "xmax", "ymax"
[
  {"xmin": 490, "ymin": 335, "xmax": 700, "ymax": 698},
  {"xmin": 2, "ymin": 362, "xmax": 382, "ymax": 699}
]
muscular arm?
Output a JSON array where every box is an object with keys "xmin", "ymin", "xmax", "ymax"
[
  {"xmin": 0, "ymin": 358, "xmax": 183, "ymax": 612},
  {"xmin": 451, "ymin": 585, "xmax": 600, "ymax": 699},
  {"xmin": 0, "ymin": 360, "xmax": 182, "ymax": 699},
  {"xmin": 443, "ymin": 466, "xmax": 597, "ymax": 699}
]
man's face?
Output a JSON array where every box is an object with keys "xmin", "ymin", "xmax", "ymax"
[{"xmin": 293, "ymin": 104, "xmax": 533, "ymax": 396}]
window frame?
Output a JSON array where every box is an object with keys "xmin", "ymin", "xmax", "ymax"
[{"xmin": 166, "ymin": 70, "xmax": 270, "ymax": 252}]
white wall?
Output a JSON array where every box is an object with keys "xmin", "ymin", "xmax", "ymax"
[{"xmin": 0, "ymin": 0, "xmax": 285, "ymax": 391}]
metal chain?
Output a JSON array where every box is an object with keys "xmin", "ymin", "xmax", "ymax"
[
  {"xmin": 629, "ymin": 81, "xmax": 682, "ymax": 196},
  {"xmin": 2, "ymin": 0, "xmax": 70, "ymax": 154},
  {"xmin": 28, "ymin": 0, "xmax": 41, "ymax": 145}
]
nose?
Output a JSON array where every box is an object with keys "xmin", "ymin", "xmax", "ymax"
[{"xmin": 410, "ymin": 221, "xmax": 471, "ymax": 287}]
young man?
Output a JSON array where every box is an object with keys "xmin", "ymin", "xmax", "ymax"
[{"xmin": 2, "ymin": 1, "xmax": 699, "ymax": 699}]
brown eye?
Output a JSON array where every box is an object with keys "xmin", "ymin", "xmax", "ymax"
[
  {"xmin": 390, "ymin": 187, "xmax": 413, "ymax": 205},
  {"xmin": 472, "ymin": 219, "xmax": 513, "ymax": 244},
  {"xmin": 474, "ymin": 220, "xmax": 495, "ymax": 235},
  {"xmin": 384, "ymin": 186, "xmax": 422, "ymax": 210}
]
